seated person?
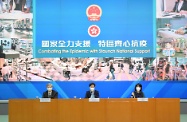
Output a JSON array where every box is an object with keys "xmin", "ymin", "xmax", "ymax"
[
  {"xmin": 9, "ymin": 0, "xmax": 32, "ymax": 13},
  {"xmin": 9, "ymin": 0, "xmax": 25, "ymax": 12},
  {"xmin": 85, "ymin": 83, "xmax": 99, "ymax": 98},
  {"xmin": 42, "ymin": 83, "xmax": 58, "ymax": 99},
  {"xmin": 131, "ymin": 83, "xmax": 145, "ymax": 98}
]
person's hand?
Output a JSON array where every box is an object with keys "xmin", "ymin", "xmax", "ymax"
[
  {"xmin": 132, "ymin": 92, "xmax": 134, "ymax": 96},
  {"xmin": 24, "ymin": 8, "xmax": 30, "ymax": 13},
  {"xmin": 131, "ymin": 92, "xmax": 135, "ymax": 98}
]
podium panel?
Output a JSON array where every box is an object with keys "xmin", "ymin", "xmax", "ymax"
[
  {"xmin": 9, "ymin": 98, "xmax": 180, "ymax": 122},
  {"xmin": 106, "ymin": 99, "xmax": 132, "ymax": 122},
  {"xmin": 156, "ymin": 98, "xmax": 180, "ymax": 122},
  {"xmin": 32, "ymin": 100, "xmax": 58, "ymax": 122},
  {"xmin": 58, "ymin": 99, "xmax": 83, "ymax": 122},
  {"xmin": 131, "ymin": 99, "xmax": 156, "ymax": 122},
  {"xmin": 9, "ymin": 100, "xmax": 33, "ymax": 122},
  {"xmin": 83, "ymin": 99, "xmax": 106, "ymax": 122}
]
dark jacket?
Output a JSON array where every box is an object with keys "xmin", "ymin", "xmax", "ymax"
[
  {"xmin": 129, "ymin": 63, "xmax": 134, "ymax": 69},
  {"xmin": 109, "ymin": 64, "xmax": 115, "ymax": 72},
  {"xmin": 42, "ymin": 90, "xmax": 58, "ymax": 99},
  {"xmin": 173, "ymin": 1, "xmax": 187, "ymax": 12},
  {"xmin": 10, "ymin": 0, "xmax": 26, "ymax": 6},
  {"xmin": 85, "ymin": 90, "xmax": 100, "ymax": 98},
  {"xmin": 132, "ymin": 91, "xmax": 145, "ymax": 98}
]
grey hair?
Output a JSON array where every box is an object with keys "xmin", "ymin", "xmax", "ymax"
[{"xmin": 46, "ymin": 83, "xmax": 53, "ymax": 87}]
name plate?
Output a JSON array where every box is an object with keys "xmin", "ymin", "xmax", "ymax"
[
  {"xmin": 137, "ymin": 98, "xmax": 148, "ymax": 102},
  {"xmin": 89, "ymin": 98, "xmax": 100, "ymax": 102},
  {"xmin": 40, "ymin": 98, "xmax": 51, "ymax": 102}
]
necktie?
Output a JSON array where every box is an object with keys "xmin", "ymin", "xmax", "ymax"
[{"xmin": 90, "ymin": 92, "xmax": 95, "ymax": 98}]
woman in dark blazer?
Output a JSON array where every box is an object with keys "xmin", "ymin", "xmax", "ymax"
[{"xmin": 131, "ymin": 83, "xmax": 145, "ymax": 98}]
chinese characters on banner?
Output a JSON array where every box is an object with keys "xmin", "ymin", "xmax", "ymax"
[{"xmin": 34, "ymin": 0, "xmax": 155, "ymax": 57}]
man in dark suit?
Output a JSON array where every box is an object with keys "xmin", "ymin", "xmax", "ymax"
[
  {"xmin": 85, "ymin": 83, "xmax": 99, "ymax": 98},
  {"xmin": 9, "ymin": 0, "xmax": 31, "ymax": 13},
  {"xmin": 172, "ymin": 0, "xmax": 187, "ymax": 12},
  {"xmin": 42, "ymin": 83, "xmax": 58, "ymax": 99},
  {"xmin": 9, "ymin": 0, "xmax": 26, "ymax": 12}
]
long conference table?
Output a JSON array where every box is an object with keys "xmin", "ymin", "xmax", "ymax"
[{"xmin": 9, "ymin": 98, "xmax": 180, "ymax": 122}]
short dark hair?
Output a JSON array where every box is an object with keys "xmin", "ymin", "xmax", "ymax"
[
  {"xmin": 134, "ymin": 83, "xmax": 142, "ymax": 91},
  {"xmin": 89, "ymin": 83, "xmax": 95, "ymax": 87}
]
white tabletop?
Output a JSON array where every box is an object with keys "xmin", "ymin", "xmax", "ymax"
[
  {"xmin": 3, "ymin": 50, "xmax": 19, "ymax": 54},
  {"xmin": 158, "ymin": 30, "xmax": 187, "ymax": 39},
  {"xmin": 157, "ymin": 12, "xmax": 186, "ymax": 19},
  {"xmin": 0, "ymin": 10, "xmax": 32, "ymax": 19}
]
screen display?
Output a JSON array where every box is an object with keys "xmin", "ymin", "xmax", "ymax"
[
  {"xmin": 34, "ymin": 0, "xmax": 155, "ymax": 58},
  {"xmin": 0, "ymin": 0, "xmax": 187, "ymax": 99}
]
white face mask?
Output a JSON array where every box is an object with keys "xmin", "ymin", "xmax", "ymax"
[
  {"xmin": 136, "ymin": 87, "xmax": 141, "ymax": 91},
  {"xmin": 47, "ymin": 88, "xmax": 52, "ymax": 91},
  {"xmin": 90, "ymin": 88, "xmax": 95, "ymax": 91}
]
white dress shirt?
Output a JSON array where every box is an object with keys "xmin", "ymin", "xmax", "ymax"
[
  {"xmin": 48, "ymin": 91, "xmax": 52, "ymax": 97},
  {"xmin": 178, "ymin": 1, "xmax": 184, "ymax": 12}
]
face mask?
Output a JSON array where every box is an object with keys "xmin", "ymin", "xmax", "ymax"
[
  {"xmin": 136, "ymin": 87, "xmax": 141, "ymax": 91},
  {"xmin": 90, "ymin": 88, "xmax": 95, "ymax": 91},
  {"xmin": 47, "ymin": 88, "xmax": 52, "ymax": 91}
]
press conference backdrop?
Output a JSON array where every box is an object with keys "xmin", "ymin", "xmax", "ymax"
[
  {"xmin": 0, "ymin": 81, "xmax": 187, "ymax": 100},
  {"xmin": 34, "ymin": 0, "xmax": 155, "ymax": 57}
]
